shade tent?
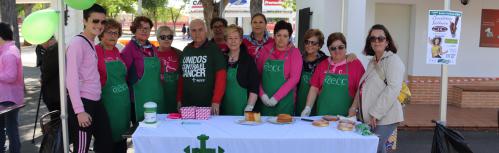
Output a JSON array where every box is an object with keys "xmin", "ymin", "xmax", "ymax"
[
  {"xmin": 50, "ymin": 0, "xmax": 453, "ymax": 153},
  {"xmin": 16, "ymin": 0, "xmax": 51, "ymax": 4}
]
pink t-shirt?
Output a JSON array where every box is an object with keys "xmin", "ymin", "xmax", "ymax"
[
  {"xmin": 310, "ymin": 58, "xmax": 365, "ymax": 98},
  {"xmin": 256, "ymin": 44, "xmax": 302, "ymax": 101},
  {"xmin": 66, "ymin": 35, "xmax": 101, "ymax": 114},
  {"xmin": 0, "ymin": 41, "xmax": 24, "ymax": 105}
]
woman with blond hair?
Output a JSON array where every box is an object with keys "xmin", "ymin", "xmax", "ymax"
[{"xmin": 221, "ymin": 24, "xmax": 259, "ymax": 115}]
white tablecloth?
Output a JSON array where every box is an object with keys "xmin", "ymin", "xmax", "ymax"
[{"xmin": 132, "ymin": 115, "xmax": 379, "ymax": 153}]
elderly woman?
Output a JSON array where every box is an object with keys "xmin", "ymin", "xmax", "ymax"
[
  {"xmin": 350, "ymin": 24, "xmax": 404, "ymax": 153},
  {"xmin": 156, "ymin": 26, "xmax": 182, "ymax": 113},
  {"xmin": 243, "ymin": 13, "xmax": 275, "ymax": 59},
  {"xmin": 256, "ymin": 20, "xmax": 302, "ymax": 116},
  {"xmin": 300, "ymin": 32, "xmax": 365, "ymax": 117},
  {"xmin": 221, "ymin": 25, "xmax": 259, "ymax": 115},
  {"xmin": 0, "ymin": 22, "xmax": 23, "ymax": 153},
  {"xmin": 121, "ymin": 16, "xmax": 164, "ymax": 122},
  {"xmin": 95, "ymin": 18, "xmax": 129, "ymax": 153},
  {"xmin": 210, "ymin": 17, "xmax": 229, "ymax": 53}
]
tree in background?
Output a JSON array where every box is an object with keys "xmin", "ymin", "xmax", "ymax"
[
  {"xmin": 282, "ymin": 0, "xmax": 296, "ymax": 12},
  {"xmin": 1, "ymin": 0, "xmax": 20, "ymax": 49},
  {"xmin": 97, "ymin": 0, "xmax": 136, "ymax": 18},
  {"xmin": 167, "ymin": 0, "xmax": 188, "ymax": 33},
  {"xmin": 250, "ymin": 0, "xmax": 262, "ymax": 17},
  {"xmin": 143, "ymin": 0, "xmax": 168, "ymax": 31},
  {"xmin": 200, "ymin": 0, "xmax": 228, "ymax": 38}
]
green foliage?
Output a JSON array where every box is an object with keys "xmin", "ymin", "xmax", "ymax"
[
  {"xmin": 282, "ymin": 0, "xmax": 296, "ymax": 12},
  {"xmin": 17, "ymin": 4, "xmax": 46, "ymax": 17},
  {"xmin": 96, "ymin": 0, "xmax": 135, "ymax": 17}
]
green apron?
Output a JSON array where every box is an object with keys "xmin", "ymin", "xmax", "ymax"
[
  {"xmin": 261, "ymin": 48, "xmax": 295, "ymax": 116},
  {"xmin": 162, "ymin": 71, "xmax": 179, "ymax": 113},
  {"xmin": 316, "ymin": 62, "xmax": 352, "ymax": 116},
  {"xmin": 296, "ymin": 71, "xmax": 314, "ymax": 116},
  {"xmin": 133, "ymin": 56, "xmax": 165, "ymax": 121},
  {"xmin": 101, "ymin": 59, "xmax": 131, "ymax": 142},
  {"xmin": 222, "ymin": 65, "xmax": 248, "ymax": 115}
]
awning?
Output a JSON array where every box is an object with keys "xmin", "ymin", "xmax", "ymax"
[{"xmin": 16, "ymin": 0, "xmax": 51, "ymax": 4}]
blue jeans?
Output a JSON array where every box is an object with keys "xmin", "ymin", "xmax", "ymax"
[
  {"xmin": 374, "ymin": 123, "xmax": 398, "ymax": 153},
  {"xmin": 0, "ymin": 102, "xmax": 21, "ymax": 153}
]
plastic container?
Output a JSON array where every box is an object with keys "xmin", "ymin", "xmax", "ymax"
[{"xmin": 144, "ymin": 102, "xmax": 157, "ymax": 124}]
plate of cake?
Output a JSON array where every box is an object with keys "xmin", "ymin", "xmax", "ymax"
[
  {"xmin": 236, "ymin": 112, "xmax": 263, "ymax": 125},
  {"xmin": 267, "ymin": 114, "xmax": 295, "ymax": 124}
]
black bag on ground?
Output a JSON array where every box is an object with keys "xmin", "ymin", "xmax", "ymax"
[
  {"xmin": 39, "ymin": 111, "xmax": 63, "ymax": 153},
  {"xmin": 431, "ymin": 121, "xmax": 473, "ymax": 153}
]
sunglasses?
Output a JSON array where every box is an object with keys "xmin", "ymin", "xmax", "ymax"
[
  {"xmin": 91, "ymin": 19, "xmax": 106, "ymax": 25},
  {"xmin": 159, "ymin": 35, "xmax": 174, "ymax": 40},
  {"xmin": 369, "ymin": 36, "xmax": 386, "ymax": 43},
  {"xmin": 304, "ymin": 40, "xmax": 319, "ymax": 46},
  {"xmin": 329, "ymin": 45, "xmax": 345, "ymax": 51}
]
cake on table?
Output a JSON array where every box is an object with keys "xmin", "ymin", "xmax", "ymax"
[
  {"xmin": 244, "ymin": 112, "xmax": 261, "ymax": 122},
  {"xmin": 276, "ymin": 114, "xmax": 292, "ymax": 123}
]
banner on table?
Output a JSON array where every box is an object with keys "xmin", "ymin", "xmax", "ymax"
[{"xmin": 427, "ymin": 10, "xmax": 463, "ymax": 65}]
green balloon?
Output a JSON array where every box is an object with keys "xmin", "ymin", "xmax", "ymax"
[
  {"xmin": 65, "ymin": 0, "xmax": 96, "ymax": 10},
  {"xmin": 21, "ymin": 9, "xmax": 59, "ymax": 45}
]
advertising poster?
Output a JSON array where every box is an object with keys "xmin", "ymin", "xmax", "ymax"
[
  {"xmin": 479, "ymin": 9, "xmax": 499, "ymax": 48},
  {"xmin": 427, "ymin": 10, "xmax": 463, "ymax": 65}
]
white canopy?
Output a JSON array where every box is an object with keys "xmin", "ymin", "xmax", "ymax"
[{"xmin": 16, "ymin": 0, "xmax": 51, "ymax": 4}]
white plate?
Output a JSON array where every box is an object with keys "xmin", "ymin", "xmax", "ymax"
[
  {"xmin": 267, "ymin": 117, "xmax": 295, "ymax": 124},
  {"xmin": 235, "ymin": 119, "xmax": 264, "ymax": 126}
]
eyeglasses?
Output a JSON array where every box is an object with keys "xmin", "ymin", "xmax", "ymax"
[
  {"xmin": 369, "ymin": 36, "xmax": 386, "ymax": 43},
  {"xmin": 304, "ymin": 40, "xmax": 319, "ymax": 46},
  {"xmin": 329, "ymin": 45, "xmax": 345, "ymax": 51},
  {"xmin": 105, "ymin": 31, "xmax": 120, "ymax": 36},
  {"xmin": 159, "ymin": 35, "xmax": 174, "ymax": 40},
  {"xmin": 137, "ymin": 27, "xmax": 151, "ymax": 32},
  {"xmin": 91, "ymin": 19, "xmax": 106, "ymax": 25}
]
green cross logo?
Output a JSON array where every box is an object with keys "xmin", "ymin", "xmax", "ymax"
[{"xmin": 184, "ymin": 134, "xmax": 224, "ymax": 153}]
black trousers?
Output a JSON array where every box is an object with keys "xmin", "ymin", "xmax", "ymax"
[{"xmin": 67, "ymin": 97, "xmax": 113, "ymax": 153}]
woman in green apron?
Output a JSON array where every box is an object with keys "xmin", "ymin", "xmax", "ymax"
[
  {"xmin": 96, "ymin": 19, "xmax": 130, "ymax": 153},
  {"xmin": 256, "ymin": 20, "xmax": 303, "ymax": 116},
  {"xmin": 300, "ymin": 32, "xmax": 365, "ymax": 117},
  {"xmin": 156, "ymin": 26, "xmax": 182, "ymax": 113},
  {"xmin": 296, "ymin": 29, "xmax": 328, "ymax": 116},
  {"xmin": 121, "ymin": 16, "xmax": 165, "ymax": 123},
  {"xmin": 221, "ymin": 25, "xmax": 259, "ymax": 115}
]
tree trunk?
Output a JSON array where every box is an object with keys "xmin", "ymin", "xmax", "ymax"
[
  {"xmin": 23, "ymin": 4, "xmax": 34, "ymax": 46},
  {"xmin": 250, "ymin": 0, "xmax": 263, "ymax": 17},
  {"xmin": 200, "ymin": 0, "xmax": 228, "ymax": 39},
  {"xmin": 0, "ymin": 0, "xmax": 21, "ymax": 49},
  {"xmin": 169, "ymin": 8, "xmax": 176, "ymax": 33}
]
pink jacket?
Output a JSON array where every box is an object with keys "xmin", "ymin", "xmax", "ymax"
[
  {"xmin": 66, "ymin": 35, "xmax": 101, "ymax": 114},
  {"xmin": 256, "ymin": 43, "xmax": 302, "ymax": 101},
  {"xmin": 0, "ymin": 41, "xmax": 24, "ymax": 105}
]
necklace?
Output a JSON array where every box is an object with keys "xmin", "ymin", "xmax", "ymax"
[{"xmin": 228, "ymin": 51, "xmax": 239, "ymax": 63}]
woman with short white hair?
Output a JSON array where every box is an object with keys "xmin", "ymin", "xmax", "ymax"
[{"xmin": 156, "ymin": 26, "xmax": 183, "ymax": 113}]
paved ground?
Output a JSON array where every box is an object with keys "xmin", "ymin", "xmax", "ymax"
[{"xmin": 13, "ymin": 36, "xmax": 499, "ymax": 152}]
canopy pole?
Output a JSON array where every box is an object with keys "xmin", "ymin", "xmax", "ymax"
[{"xmin": 56, "ymin": 0, "xmax": 69, "ymax": 152}]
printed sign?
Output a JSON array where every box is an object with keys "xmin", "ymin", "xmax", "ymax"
[
  {"xmin": 479, "ymin": 9, "xmax": 499, "ymax": 48},
  {"xmin": 427, "ymin": 10, "xmax": 463, "ymax": 65}
]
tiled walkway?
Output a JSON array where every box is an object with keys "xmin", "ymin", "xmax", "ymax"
[{"xmin": 400, "ymin": 104, "xmax": 498, "ymax": 130}]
